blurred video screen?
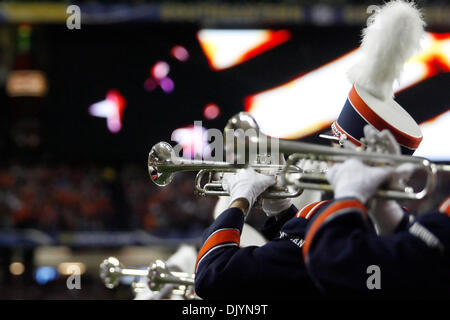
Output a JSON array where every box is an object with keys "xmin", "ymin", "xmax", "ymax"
[{"xmin": 2, "ymin": 24, "xmax": 448, "ymax": 164}]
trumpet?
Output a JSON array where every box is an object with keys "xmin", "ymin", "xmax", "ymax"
[
  {"xmin": 99, "ymin": 257, "xmax": 197, "ymax": 299},
  {"xmin": 147, "ymin": 112, "xmax": 449, "ymax": 201},
  {"xmin": 279, "ymin": 144, "xmax": 448, "ymax": 201}
]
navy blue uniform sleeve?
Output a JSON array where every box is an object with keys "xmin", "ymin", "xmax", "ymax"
[
  {"xmin": 194, "ymin": 207, "xmax": 319, "ymax": 299},
  {"xmin": 303, "ymin": 197, "xmax": 450, "ymax": 298},
  {"xmin": 260, "ymin": 204, "xmax": 298, "ymax": 241}
]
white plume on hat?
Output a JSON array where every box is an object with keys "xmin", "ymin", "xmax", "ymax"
[{"xmin": 348, "ymin": 0, "xmax": 426, "ymax": 101}]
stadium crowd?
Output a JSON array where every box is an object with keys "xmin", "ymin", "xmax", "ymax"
[{"xmin": 0, "ymin": 164, "xmax": 216, "ymax": 235}]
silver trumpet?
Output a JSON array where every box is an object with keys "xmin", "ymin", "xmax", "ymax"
[
  {"xmin": 279, "ymin": 145, "xmax": 448, "ymax": 201},
  {"xmin": 148, "ymin": 111, "xmax": 303, "ymax": 199},
  {"xmin": 148, "ymin": 141, "xmax": 303, "ymax": 199},
  {"xmin": 148, "ymin": 112, "xmax": 449, "ymax": 201},
  {"xmin": 99, "ymin": 257, "xmax": 195, "ymax": 296}
]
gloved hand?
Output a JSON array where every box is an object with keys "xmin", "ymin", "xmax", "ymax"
[
  {"xmin": 358, "ymin": 125, "xmax": 418, "ymax": 188},
  {"xmin": 370, "ymin": 199, "xmax": 405, "ymax": 236},
  {"xmin": 222, "ymin": 168, "xmax": 276, "ymax": 215},
  {"xmin": 297, "ymin": 158, "xmax": 328, "ymax": 173},
  {"xmin": 358, "ymin": 126, "xmax": 416, "ymax": 235},
  {"xmin": 341, "ymin": 125, "xmax": 401, "ymax": 155},
  {"xmin": 363, "ymin": 125, "xmax": 400, "ymax": 154},
  {"xmin": 326, "ymin": 158, "xmax": 393, "ymax": 204}
]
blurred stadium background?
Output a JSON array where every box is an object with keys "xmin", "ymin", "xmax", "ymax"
[{"xmin": 0, "ymin": 0, "xmax": 448, "ymax": 299}]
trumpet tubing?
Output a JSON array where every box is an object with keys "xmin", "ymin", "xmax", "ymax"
[
  {"xmin": 282, "ymin": 153, "xmax": 441, "ymax": 201},
  {"xmin": 148, "ymin": 138, "xmax": 448, "ymax": 201},
  {"xmin": 148, "ymin": 141, "xmax": 302, "ymax": 199},
  {"xmin": 194, "ymin": 166, "xmax": 305, "ymax": 199},
  {"xmin": 99, "ymin": 257, "xmax": 195, "ymax": 290}
]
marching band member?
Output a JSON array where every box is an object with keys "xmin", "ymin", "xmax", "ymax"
[
  {"xmin": 193, "ymin": 146, "xmax": 326, "ymax": 299},
  {"xmin": 302, "ymin": 156, "xmax": 450, "ymax": 298},
  {"xmin": 300, "ymin": 1, "xmax": 450, "ymax": 298},
  {"xmin": 194, "ymin": 169, "xmax": 325, "ymax": 299},
  {"xmin": 320, "ymin": 0, "xmax": 426, "ymax": 236}
]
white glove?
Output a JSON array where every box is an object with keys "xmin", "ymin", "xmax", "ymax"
[
  {"xmin": 369, "ymin": 200, "xmax": 404, "ymax": 236},
  {"xmin": 297, "ymin": 158, "xmax": 328, "ymax": 173},
  {"xmin": 222, "ymin": 168, "xmax": 276, "ymax": 214},
  {"xmin": 342, "ymin": 125, "xmax": 400, "ymax": 155},
  {"xmin": 359, "ymin": 126, "xmax": 417, "ymax": 235},
  {"xmin": 363, "ymin": 125, "xmax": 400, "ymax": 155},
  {"xmin": 326, "ymin": 158, "xmax": 393, "ymax": 204},
  {"xmin": 369, "ymin": 162, "xmax": 417, "ymax": 235},
  {"xmin": 360, "ymin": 126, "xmax": 419, "ymax": 185}
]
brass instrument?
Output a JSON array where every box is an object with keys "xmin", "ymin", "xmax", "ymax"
[
  {"xmin": 99, "ymin": 257, "xmax": 197, "ymax": 300},
  {"xmin": 279, "ymin": 145, "xmax": 445, "ymax": 201},
  {"xmin": 148, "ymin": 141, "xmax": 303, "ymax": 199},
  {"xmin": 147, "ymin": 112, "xmax": 449, "ymax": 201}
]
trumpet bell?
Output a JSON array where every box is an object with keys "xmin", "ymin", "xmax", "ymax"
[
  {"xmin": 148, "ymin": 141, "xmax": 176, "ymax": 186},
  {"xmin": 99, "ymin": 257, "xmax": 123, "ymax": 289}
]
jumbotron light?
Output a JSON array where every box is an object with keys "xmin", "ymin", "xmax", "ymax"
[
  {"xmin": 203, "ymin": 103, "xmax": 221, "ymax": 120},
  {"xmin": 415, "ymin": 110, "xmax": 450, "ymax": 161},
  {"xmin": 197, "ymin": 29, "xmax": 291, "ymax": 70},
  {"xmin": 171, "ymin": 125, "xmax": 211, "ymax": 159},
  {"xmin": 89, "ymin": 90, "xmax": 127, "ymax": 133},
  {"xmin": 170, "ymin": 45, "xmax": 190, "ymax": 62},
  {"xmin": 151, "ymin": 61, "xmax": 170, "ymax": 80}
]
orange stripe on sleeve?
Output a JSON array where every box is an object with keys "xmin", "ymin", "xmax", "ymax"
[
  {"xmin": 302, "ymin": 199, "xmax": 367, "ymax": 260},
  {"xmin": 297, "ymin": 202, "xmax": 319, "ymax": 218},
  {"xmin": 305, "ymin": 200, "xmax": 330, "ymax": 220},
  {"xmin": 296, "ymin": 200, "xmax": 330, "ymax": 219},
  {"xmin": 195, "ymin": 228, "xmax": 240, "ymax": 272}
]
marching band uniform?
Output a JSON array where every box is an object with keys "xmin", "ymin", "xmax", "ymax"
[
  {"xmin": 318, "ymin": 0, "xmax": 429, "ymax": 235},
  {"xmin": 194, "ymin": 169, "xmax": 326, "ymax": 299},
  {"xmin": 213, "ymin": 196, "xmax": 268, "ymax": 247},
  {"xmin": 306, "ymin": 0, "xmax": 446, "ymax": 289},
  {"xmin": 303, "ymin": 181, "xmax": 450, "ymax": 298},
  {"xmin": 303, "ymin": 0, "xmax": 450, "ymax": 295}
]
